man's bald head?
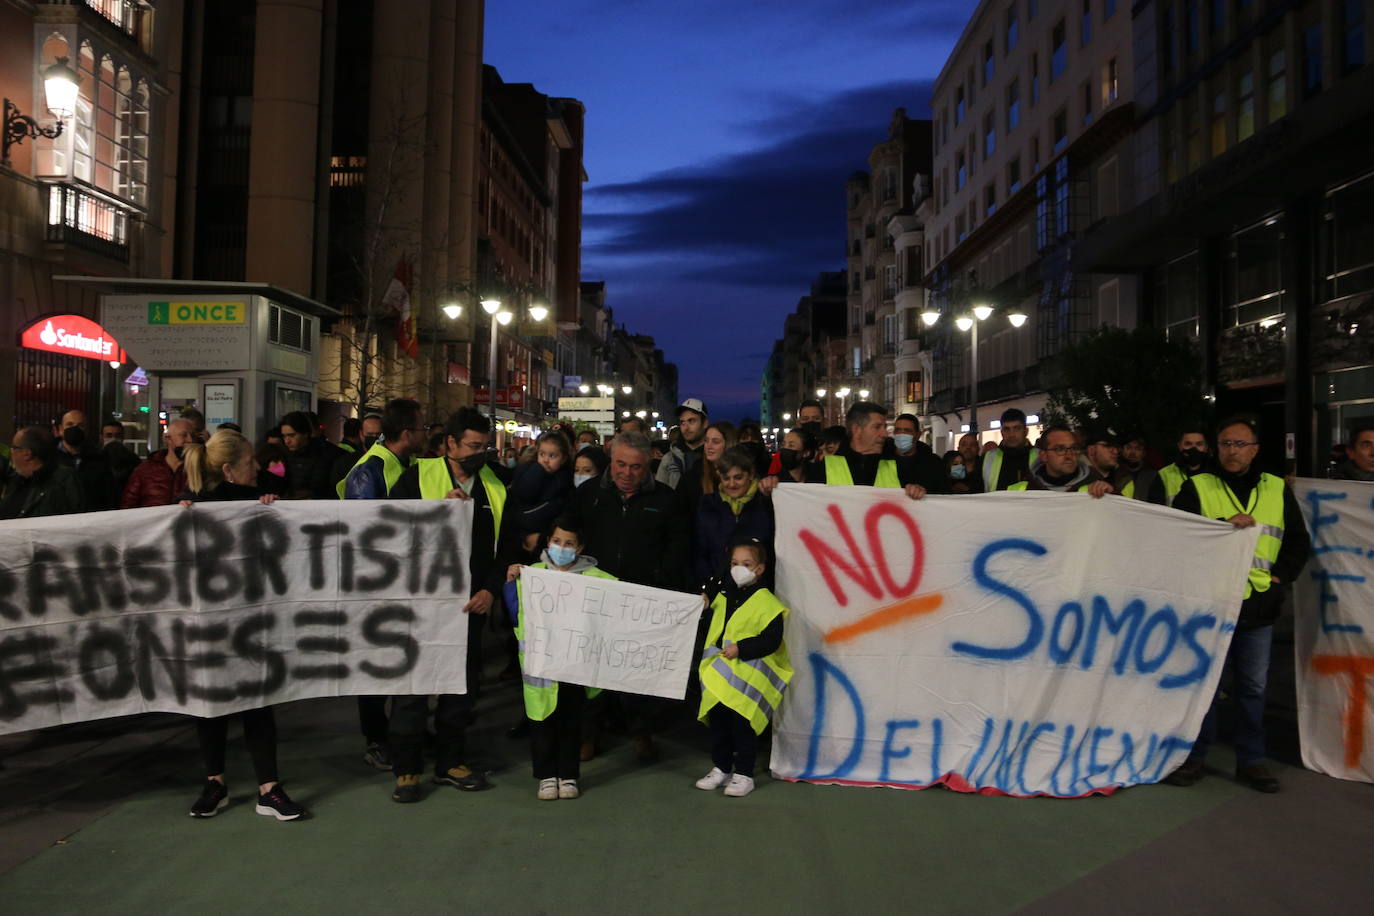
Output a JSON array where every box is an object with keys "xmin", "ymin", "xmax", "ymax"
[{"xmin": 60, "ymin": 409, "xmax": 87, "ymax": 432}]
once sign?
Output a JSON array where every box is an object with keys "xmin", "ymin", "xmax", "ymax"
[
  {"xmin": 0, "ymin": 500, "xmax": 475, "ymax": 734},
  {"xmin": 770, "ymin": 485, "xmax": 1258, "ymax": 797}
]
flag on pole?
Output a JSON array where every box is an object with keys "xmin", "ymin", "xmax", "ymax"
[{"xmin": 384, "ymin": 256, "xmax": 418, "ymax": 360}]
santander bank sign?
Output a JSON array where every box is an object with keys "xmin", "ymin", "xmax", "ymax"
[{"xmin": 20, "ymin": 314, "xmax": 127, "ymax": 364}]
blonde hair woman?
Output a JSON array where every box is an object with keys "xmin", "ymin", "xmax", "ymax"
[{"xmin": 180, "ymin": 429, "xmax": 303, "ymax": 821}]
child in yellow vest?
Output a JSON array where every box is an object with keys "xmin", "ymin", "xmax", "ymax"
[
  {"xmin": 504, "ymin": 516, "xmax": 616, "ymax": 800},
  {"xmin": 696, "ymin": 539, "xmax": 792, "ymax": 798}
]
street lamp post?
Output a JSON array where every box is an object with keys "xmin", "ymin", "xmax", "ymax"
[{"xmin": 924, "ymin": 304, "xmax": 1026, "ymax": 437}]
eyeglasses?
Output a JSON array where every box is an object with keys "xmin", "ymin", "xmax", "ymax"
[
  {"xmin": 1218, "ymin": 440, "xmax": 1257, "ymax": 449},
  {"xmin": 1045, "ymin": 445, "xmax": 1080, "ymax": 455}
]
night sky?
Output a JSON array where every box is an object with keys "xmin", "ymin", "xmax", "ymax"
[{"xmin": 485, "ymin": 0, "xmax": 967, "ymax": 422}]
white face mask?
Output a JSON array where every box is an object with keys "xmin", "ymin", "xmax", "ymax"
[
  {"xmin": 730, "ymin": 565, "xmax": 758, "ymax": 587},
  {"xmin": 574, "ymin": 472, "xmax": 594, "ymax": 487}
]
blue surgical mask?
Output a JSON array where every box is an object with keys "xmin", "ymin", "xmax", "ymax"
[
  {"xmin": 950, "ymin": 464, "xmax": 967, "ymax": 480},
  {"xmin": 893, "ymin": 434, "xmax": 915, "ymax": 452},
  {"xmin": 574, "ymin": 472, "xmax": 594, "ymax": 487},
  {"xmin": 547, "ymin": 544, "xmax": 577, "ymax": 567}
]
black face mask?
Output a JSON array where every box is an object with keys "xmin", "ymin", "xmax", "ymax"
[
  {"xmin": 778, "ymin": 448, "xmax": 800, "ymax": 471},
  {"xmin": 458, "ymin": 453, "xmax": 486, "ymax": 475},
  {"xmin": 62, "ymin": 427, "xmax": 86, "ymax": 449},
  {"xmin": 1180, "ymin": 447, "xmax": 1204, "ymax": 467},
  {"xmin": 801, "ymin": 421, "xmax": 823, "ymax": 438},
  {"xmin": 363, "ymin": 435, "xmax": 380, "ymax": 449},
  {"xmin": 174, "ymin": 445, "xmax": 185, "ymax": 460}
]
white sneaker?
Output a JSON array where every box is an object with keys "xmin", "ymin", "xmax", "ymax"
[
  {"xmin": 723, "ymin": 774, "xmax": 755, "ymax": 797},
  {"xmin": 537, "ymin": 777, "xmax": 558, "ymax": 800},
  {"xmin": 558, "ymin": 779, "xmax": 579, "ymax": 799},
  {"xmin": 695, "ymin": 767, "xmax": 730, "ymax": 790}
]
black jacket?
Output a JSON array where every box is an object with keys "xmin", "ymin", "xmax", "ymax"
[
  {"xmin": 285, "ymin": 438, "xmax": 345, "ymax": 499},
  {"xmin": 56, "ymin": 442, "xmax": 116, "ymax": 511},
  {"xmin": 186, "ymin": 481, "xmax": 265, "ymax": 502},
  {"xmin": 701, "ymin": 579, "xmax": 784, "ymax": 662},
  {"xmin": 803, "ymin": 441, "xmax": 947, "ymax": 492},
  {"xmin": 0, "ymin": 463, "xmax": 85, "ymax": 519},
  {"xmin": 693, "ymin": 490, "xmax": 775, "ymax": 588},
  {"xmin": 391, "ymin": 459, "xmax": 515, "ymax": 598},
  {"xmin": 568, "ymin": 470, "xmax": 691, "ymax": 591},
  {"xmin": 1174, "ymin": 467, "xmax": 1311, "ymax": 628}
]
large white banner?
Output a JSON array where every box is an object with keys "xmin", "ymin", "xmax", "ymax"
[
  {"xmin": 0, "ymin": 500, "xmax": 475, "ymax": 735},
  {"xmin": 771, "ymin": 485, "xmax": 1259, "ymax": 797},
  {"xmin": 1295, "ymin": 478, "xmax": 1374, "ymax": 784},
  {"xmin": 519, "ymin": 566, "xmax": 703, "ymax": 699}
]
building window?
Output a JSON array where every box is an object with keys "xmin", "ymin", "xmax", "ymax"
[
  {"xmin": 1322, "ymin": 171, "xmax": 1374, "ymax": 301},
  {"xmin": 905, "ymin": 370, "xmax": 923, "ymax": 405},
  {"xmin": 73, "ymin": 44, "xmax": 149, "ymax": 206},
  {"xmin": 1035, "ymin": 173, "xmax": 1051, "ymax": 249},
  {"xmin": 985, "ymin": 183, "xmax": 997, "ymax": 216},
  {"xmin": 882, "ymin": 315, "xmax": 897, "ymax": 355},
  {"xmin": 1008, "ymin": 155, "xmax": 1022, "ymax": 194},
  {"xmin": 984, "ymin": 111, "xmax": 996, "ymax": 158},
  {"xmin": 1104, "ymin": 0, "xmax": 1116, "ymax": 19},
  {"xmin": 1052, "ymin": 108, "xmax": 1068, "ymax": 151},
  {"xmin": 884, "ymin": 265, "xmax": 897, "ymax": 299},
  {"xmin": 852, "ymin": 347, "xmax": 862, "ymax": 377},
  {"xmin": 1081, "ymin": 0, "xmax": 1092, "ymax": 46},
  {"xmin": 956, "ymin": 151, "xmax": 967, "ymax": 190},
  {"xmin": 1082, "ymin": 80, "xmax": 1093, "ymax": 125},
  {"xmin": 1031, "ymin": 134, "xmax": 1041, "ymax": 172},
  {"xmin": 883, "ymin": 167, "xmax": 898, "ymax": 202},
  {"xmin": 852, "ymin": 271, "xmax": 861, "ymax": 294},
  {"xmin": 1031, "ymin": 53, "xmax": 1040, "ymax": 104},
  {"xmin": 883, "ymin": 373, "xmax": 896, "ymax": 406},
  {"xmin": 1051, "ymin": 20, "xmax": 1067, "ymax": 81},
  {"xmin": 1007, "ymin": 79, "xmax": 1021, "ymax": 130},
  {"xmin": 1006, "ymin": 5, "xmax": 1019, "ymax": 52},
  {"xmin": 1185, "ymin": 0, "xmax": 1199, "ymax": 54},
  {"xmin": 1268, "ymin": 48, "xmax": 1288, "ymax": 122},
  {"xmin": 1054, "ymin": 157, "xmax": 1070, "ymax": 238},
  {"xmin": 956, "ymin": 212, "xmax": 968, "ymax": 243},
  {"xmin": 1226, "ymin": 216, "xmax": 1285, "ymax": 326},
  {"xmin": 1210, "ymin": 87, "xmax": 1226, "ymax": 156},
  {"xmin": 85, "ymin": 0, "xmax": 150, "ymax": 42},
  {"xmin": 1163, "ymin": 8, "xmax": 1178, "ymax": 70},
  {"xmin": 1303, "ymin": 23, "xmax": 1323, "ymax": 97},
  {"xmin": 1028, "ymin": 0, "xmax": 1038, "ymax": 21},
  {"xmin": 1158, "ymin": 251, "xmax": 1200, "ymax": 341},
  {"xmin": 1107, "ymin": 58, "xmax": 1119, "ymax": 102},
  {"xmin": 1237, "ymin": 71, "xmax": 1255, "ymax": 141},
  {"xmin": 956, "ymin": 85, "xmax": 966, "ymax": 124},
  {"xmin": 1343, "ymin": 0, "xmax": 1366, "ymax": 72},
  {"xmin": 984, "ymin": 39, "xmax": 995, "ymax": 85}
]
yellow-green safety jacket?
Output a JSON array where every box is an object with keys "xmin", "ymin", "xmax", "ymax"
[
  {"xmin": 1158, "ymin": 464, "xmax": 1190, "ymax": 507},
  {"xmin": 1008, "ymin": 478, "xmax": 1134, "ymax": 496},
  {"xmin": 336, "ymin": 441, "xmax": 408, "ymax": 498},
  {"xmin": 514, "ymin": 562, "xmax": 614, "ymax": 720},
  {"xmin": 824, "ymin": 454, "xmax": 900, "ymax": 488},
  {"xmin": 698, "ymin": 588, "xmax": 793, "ymax": 735},
  {"xmin": 415, "ymin": 458, "xmax": 507, "ymax": 552},
  {"xmin": 1190, "ymin": 471, "xmax": 1285, "ymax": 599}
]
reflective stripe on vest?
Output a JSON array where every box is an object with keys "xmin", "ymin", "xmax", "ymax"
[
  {"xmin": 416, "ymin": 459, "xmax": 507, "ymax": 551},
  {"xmin": 1190, "ymin": 472, "xmax": 1285, "ymax": 599},
  {"xmin": 824, "ymin": 454, "xmax": 900, "ymax": 488},
  {"xmin": 339, "ymin": 441, "xmax": 357, "ymax": 454},
  {"xmin": 337, "ymin": 442, "xmax": 407, "ymax": 498},
  {"xmin": 1158, "ymin": 464, "xmax": 1187, "ymax": 508},
  {"xmin": 699, "ymin": 589, "xmax": 793, "ymax": 735},
  {"xmin": 514, "ymin": 563, "xmax": 614, "ymax": 720}
]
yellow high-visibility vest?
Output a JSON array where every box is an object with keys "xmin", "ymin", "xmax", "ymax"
[
  {"xmin": 824, "ymin": 454, "xmax": 900, "ymax": 488},
  {"xmin": 515, "ymin": 562, "xmax": 614, "ymax": 720},
  {"xmin": 698, "ymin": 588, "xmax": 792, "ymax": 735},
  {"xmin": 337, "ymin": 442, "xmax": 407, "ymax": 498},
  {"xmin": 416, "ymin": 458, "xmax": 507, "ymax": 551},
  {"xmin": 1191, "ymin": 472, "xmax": 1285, "ymax": 599},
  {"xmin": 1159, "ymin": 464, "xmax": 1188, "ymax": 507}
]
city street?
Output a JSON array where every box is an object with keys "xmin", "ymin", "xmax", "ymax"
[{"xmin": 2, "ymin": 633, "xmax": 1371, "ymax": 915}]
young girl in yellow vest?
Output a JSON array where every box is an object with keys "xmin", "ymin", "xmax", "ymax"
[
  {"xmin": 696, "ymin": 539, "xmax": 792, "ymax": 798},
  {"xmin": 504, "ymin": 515, "xmax": 616, "ymax": 800}
]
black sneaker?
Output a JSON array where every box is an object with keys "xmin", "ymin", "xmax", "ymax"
[
  {"xmin": 255, "ymin": 785, "xmax": 306, "ymax": 821},
  {"xmin": 433, "ymin": 765, "xmax": 492, "ymax": 791},
  {"xmin": 1163, "ymin": 759, "xmax": 1206, "ymax": 787},
  {"xmin": 392, "ymin": 774, "xmax": 422, "ymax": 803},
  {"xmin": 1236, "ymin": 764, "xmax": 1280, "ymax": 793},
  {"xmin": 362, "ymin": 742, "xmax": 391, "ymax": 771},
  {"xmin": 189, "ymin": 779, "xmax": 228, "ymax": 818}
]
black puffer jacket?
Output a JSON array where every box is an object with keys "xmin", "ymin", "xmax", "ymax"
[{"xmin": 568, "ymin": 471, "xmax": 691, "ymax": 591}]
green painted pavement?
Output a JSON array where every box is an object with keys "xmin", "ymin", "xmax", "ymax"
[{"xmin": 0, "ymin": 696, "xmax": 1246, "ymax": 916}]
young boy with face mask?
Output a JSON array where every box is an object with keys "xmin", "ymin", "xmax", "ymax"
[{"xmin": 695, "ymin": 539, "xmax": 792, "ymax": 798}]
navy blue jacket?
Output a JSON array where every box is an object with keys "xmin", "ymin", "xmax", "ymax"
[{"xmin": 693, "ymin": 491, "xmax": 774, "ymax": 588}]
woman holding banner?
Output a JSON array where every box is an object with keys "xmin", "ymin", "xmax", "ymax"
[{"xmin": 180, "ymin": 429, "xmax": 306, "ymax": 822}]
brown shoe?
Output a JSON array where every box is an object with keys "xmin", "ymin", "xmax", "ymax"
[
  {"xmin": 579, "ymin": 739, "xmax": 598, "ymax": 762},
  {"xmin": 1163, "ymin": 759, "xmax": 1205, "ymax": 787},
  {"xmin": 1236, "ymin": 764, "xmax": 1279, "ymax": 793},
  {"xmin": 632, "ymin": 734, "xmax": 659, "ymax": 763}
]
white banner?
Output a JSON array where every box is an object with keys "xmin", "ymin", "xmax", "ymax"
[
  {"xmin": 519, "ymin": 566, "xmax": 703, "ymax": 700},
  {"xmin": 1295, "ymin": 478, "xmax": 1374, "ymax": 784},
  {"xmin": 0, "ymin": 500, "xmax": 475, "ymax": 735},
  {"xmin": 770, "ymin": 484, "xmax": 1259, "ymax": 797}
]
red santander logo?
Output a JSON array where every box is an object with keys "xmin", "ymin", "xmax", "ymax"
[{"xmin": 20, "ymin": 315, "xmax": 126, "ymax": 363}]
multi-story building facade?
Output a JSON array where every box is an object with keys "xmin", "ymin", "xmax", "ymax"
[
  {"xmin": 1074, "ymin": 0, "xmax": 1372, "ymax": 473},
  {"xmin": 889, "ymin": 170, "xmax": 935, "ymax": 425},
  {"xmin": 773, "ymin": 270, "xmax": 846, "ymax": 425},
  {"xmin": 925, "ymin": 0, "xmax": 1136, "ymax": 451},
  {"xmin": 843, "ymin": 110, "xmax": 931, "ymax": 418}
]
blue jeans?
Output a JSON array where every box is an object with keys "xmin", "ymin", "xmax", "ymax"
[{"xmin": 1188, "ymin": 624, "xmax": 1273, "ymax": 769}]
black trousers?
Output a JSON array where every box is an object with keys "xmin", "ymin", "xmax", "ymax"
[
  {"xmin": 358, "ymin": 696, "xmax": 388, "ymax": 745},
  {"xmin": 709, "ymin": 706, "xmax": 758, "ymax": 778},
  {"xmin": 387, "ymin": 613, "xmax": 484, "ymax": 777},
  {"xmin": 529, "ymin": 683, "xmax": 586, "ymax": 780},
  {"xmin": 196, "ymin": 707, "xmax": 278, "ymax": 785}
]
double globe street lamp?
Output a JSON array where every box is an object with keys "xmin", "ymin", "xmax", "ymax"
[{"xmin": 922, "ymin": 303, "xmax": 1027, "ymax": 435}]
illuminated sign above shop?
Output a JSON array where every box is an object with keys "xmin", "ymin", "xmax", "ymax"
[{"xmin": 20, "ymin": 315, "xmax": 127, "ymax": 363}]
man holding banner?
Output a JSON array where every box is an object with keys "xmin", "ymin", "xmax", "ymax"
[
  {"xmin": 802, "ymin": 400, "xmax": 937, "ymax": 498},
  {"xmin": 1168, "ymin": 415, "xmax": 1311, "ymax": 793},
  {"xmin": 385, "ymin": 407, "xmax": 514, "ymax": 802}
]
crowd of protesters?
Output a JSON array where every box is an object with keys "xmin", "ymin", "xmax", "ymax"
[{"xmin": 3, "ymin": 393, "xmax": 1370, "ymax": 819}]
